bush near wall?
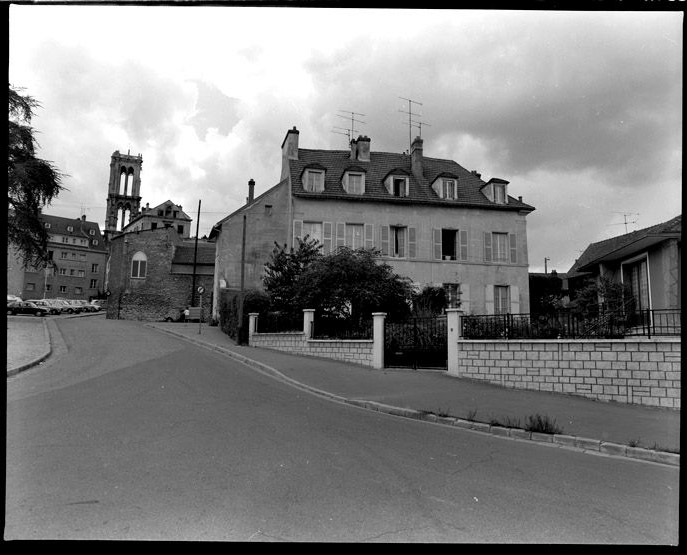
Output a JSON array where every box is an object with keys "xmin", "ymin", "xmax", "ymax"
[{"xmin": 219, "ymin": 288, "xmax": 270, "ymax": 344}]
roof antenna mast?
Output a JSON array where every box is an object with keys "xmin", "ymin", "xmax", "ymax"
[
  {"xmin": 336, "ymin": 110, "xmax": 366, "ymax": 145},
  {"xmin": 399, "ymin": 96, "xmax": 423, "ymax": 153}
]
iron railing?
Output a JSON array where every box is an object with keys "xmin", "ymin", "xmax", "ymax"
[
  {"xmin": 311, "ymin": 317, "xmax": 373, "ymax": 340},
  {"xmin": 257, "ymin": 312, "xmax": 303, "ymax": 333},
  {"xmin": 462, "ymin": 309, "xmax": 681, "ymax": 340}
]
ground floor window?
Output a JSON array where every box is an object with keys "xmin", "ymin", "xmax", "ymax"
[
  {"xmin": 622, "ymin": 257, "xmax": 650, "ymax": 311},
  {"xmin": 59, "ymin": 286, "xmax": 67, "ymax": 293},
  {"xmin": 494, "ymin": 285, "xmax": 510, "ymax": 315}
]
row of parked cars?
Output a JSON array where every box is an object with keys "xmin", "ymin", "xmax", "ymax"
[{"xmin": 7, "ymin": 296, "xmax": 106, "ymax": 317}]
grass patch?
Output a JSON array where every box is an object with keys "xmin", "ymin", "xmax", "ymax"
[
  {"xmin": 489, "ymin": 416, "xmax": 522, "ymax": 429},
  {"xmin": 524, "ymin": 413, "xmax": 562, "ymax": 435}
]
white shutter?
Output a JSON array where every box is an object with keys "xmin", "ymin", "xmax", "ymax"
[
  {"xmin": 335, "ymin": 222, "xmax": 346, "ymax": 249},
  {"xmin": 408, "ymin": 227, "xmax": 417, "ymax": 259},
  {"xmin": 460, "ymin": 283, "xmax": 470, "ymax": 313},
  {"xmin": 380, "ymin": 226, "xmax": 389, "ymax": 256},
  {"xmin": 293, "ymin": 220, "xmax": 303, "ymax": 248},
  {"xmin": 459, "ymin": 230, "xmax": 468, "ymax": 261},
  {"xmin": 323, "ymin": 222, "xmax": 333, "ymax": 254},
  {"xmin": 485, "ymin": 285, "xmax": 494, "ymax": 315},
  {"xmin": 433, "ymin": 228, "xmax": 442, "ymax": 260},
  {"xmin": 510, "ymin": 285, "xmax": 520, "ymax": 314},
  {"xmin": 364, "ymin": 224, "xmax": 375, "ymax": 250},
  {"xmin": 509, "ymin": 233, "xmax": 517, "ymax": 264}
]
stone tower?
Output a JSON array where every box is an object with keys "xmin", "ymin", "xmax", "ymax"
[{"xmin": 105, "ymin": 150, "xmax": 143, "ymax": 238}]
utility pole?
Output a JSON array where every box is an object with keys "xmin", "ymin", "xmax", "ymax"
[{"xmin": 191, "ymin": 199, "xmax": 201, "ymax": 306}]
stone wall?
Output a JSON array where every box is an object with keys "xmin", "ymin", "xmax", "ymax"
[
  {"xmin": 453, "ymin": 339, "xmax": 681, "ymax": 409},
  {"xmin": 249, "ymin": 332, "xmax": 375, "ymax": 367}
]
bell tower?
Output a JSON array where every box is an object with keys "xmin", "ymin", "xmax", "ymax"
[{"xmin": 104, "ymin": 150, "xmax": 143, "ymax": 239}]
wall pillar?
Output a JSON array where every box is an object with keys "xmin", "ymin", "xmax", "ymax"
[
  {"xmin": 303, "ymin": 309, "xmax": 316, "ymax": 339},
  {"xmin": 372, "ymin": 312, "xmax": 387, "ymax": 369},
  {"xmin": 248, "ymin": 313, "xmax": 259, "ymax": 345},
  {"xmin": 446, "ymin": 308, "xmax": 463, "ymax": 376}
]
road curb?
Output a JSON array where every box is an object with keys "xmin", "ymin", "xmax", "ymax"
[
  {"xmin": 6, "ymin": 319, "xmax": 52, "ymax": 377},
  {"xmin": 149, "ymin": 325, "xmax": 680, "ymax": 468}
]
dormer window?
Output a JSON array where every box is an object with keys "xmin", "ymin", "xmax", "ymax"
[
  {"xmin": 343, "ymin": 171, "xmax": 365, "ymax": 195},
  {"xmin": 44, "ymin": 222, "xmax": 51, "ymax": 229},
  {"xmin": 442, "ymin": 179, "xmax": 456, "ymax": 200},
  {"xmin": 304, "ymin": 169, "xmax": 325, "ymax": 192},
  {"xmin": 89, "ymin": 229, "xmax": 95, "ymax": 236},
  {"xmin": 494, "ymin": 183, "xmax": 506, "ymax": 204},
  {"xmin": 67, "ymin": 225, "xmax": 74, "ymax": 232},
  {"xmin": 393, "ymin": 177, "xmax": 408, "ymax": 197}
]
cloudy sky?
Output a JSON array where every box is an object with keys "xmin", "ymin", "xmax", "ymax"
[{"xmin": 9, "ymin": 6, "xmax": 682, "ymax": 273}]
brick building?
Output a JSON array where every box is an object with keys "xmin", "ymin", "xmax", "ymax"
[
  {"xmin": 211, "ymin": 127, "xmax": 535, "ymax": 320},
  {"xmin": 105, "ymin": 227, "xmax": 215, "ymax": 321},
  {"xmin": 8, "ymin": 213, "xmax": 108, "ymax": 301}
]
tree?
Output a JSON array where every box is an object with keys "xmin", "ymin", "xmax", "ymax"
[
  {"xmin": 8, "ymin": 85, "xmax": 64, "ymax": 267},
  {"xmin": 412, "ymin": 285, "xmax": 448, "ymax": 316},
  {"xmin": 262, "ymin": 236, "xmax": 322, "ymax": 315},
  {"xmin": 569, "ymin": 276, "xmax": 633, "ymax": 316},
  {"xmin": 294, "ymin": 247, "xmax": 413, "ymax": 324}
]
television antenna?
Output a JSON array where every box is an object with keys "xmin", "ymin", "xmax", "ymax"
[
  {"xmin": 411, "ymin": 118, "xmax": 431, "ymax": 138},
  {"xmin": 331, "ymin": 125, "xmax": 356, "ymax": 146},
  {"xmin": 399, "ymin": 96, "xmax": 423, "ymax": 152},
  {"xmin": 336, "ymin": 110, "xmax": 366, "ymax": 142},
  {"xmin": 609, "ymin": 212, "xmax": 640, "ymax": 233}
]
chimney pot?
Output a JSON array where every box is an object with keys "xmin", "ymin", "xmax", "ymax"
[
  {"xmin": 410, "ymin": 136, "xmax": 423, "ymax": 179},
  {"xmin": 356, "ymin": 136, "xmax": 371, "ymax": 162},
  {"xmin": 247, "ymin": 178, "xmax": 256, "ymax": 203},
  {"xmin": 518, "ymin": 196, "xmax": 522, "ymax": 202},
  {"xmin": 350, "ymin": 138, "xmax": 358, "ymax": 160}
]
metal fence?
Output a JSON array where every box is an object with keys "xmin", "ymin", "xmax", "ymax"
[
  {"xmin": 462, "ymin": 309, "xmax": 681, "ymax": 340},
  {"xmin": 257, "ymin": 312, "xmax": 303, "ymax": 333},
  {"xmin": 311, "ymin": 317, "xmax": 373, "ymax": 340}
]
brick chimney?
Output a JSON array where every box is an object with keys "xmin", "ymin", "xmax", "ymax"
[
  {"xmin": 411, "ymin": 136, "xmax": 423, "ymax": 179},
  {"xmin": 281, "ymin": 126, "xmax": 299, "ymax": 181},
  {"xmin": 356, "ymin": 136, "xmax": 370, "ymax": 162},
  {"xmin": 349, "ymin": 137, "xmax": 358, "ymax": 160},
  {"xmin": 247, "ymin": 178, "xmax": 255, "ymax": 204}
]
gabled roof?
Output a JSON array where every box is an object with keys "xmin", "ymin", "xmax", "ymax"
[
  {"xmin": 288, "ymin": 148, "xmax": 534, "ymax": 211},
  {"xmin": 172, "ymin": 242, "xmax": 215, "ymax": 265},
  {"xmin": 568, "ymin": 214, "xmax": 682, "ymax": 274},
  {"xmin": 40, "ymin": 213, "xmax": 107, "ymax": 251},
  {"xmin": 146, "ymin": 200, "xmax": 192, "ymax": 221}
]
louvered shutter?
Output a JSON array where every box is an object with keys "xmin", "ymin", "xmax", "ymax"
[
  {"xmin": 380, "ymin": 226, "xmax": 389, "ymax": 256},
  {"xmin": 485, "ymin": 285, "xmax": 494, "ymax": 315},
  {"xmin": 459, "ymin": 230, "xmax": 468, "ymax": 261},
  {"xmin": 460, "ymin": 283, "xmax": 470, "ymax": 312},
  {"xmin": 509, "ymin": 233, "xmax": 517, "ymax": 264},
  {"xmin": 433, "ymin": 228, "xmax": 442, "ymax": 260},
  {"xmin": 408, "ymin": 227, "xmax": 417, "ymax": 259},
  {"xmin": 335, "ymin": 223, "xmax": 346, "ymax": 249},
  {"xmin": 510, "ymin": 285, "xmax": 520, "ymax": 314},
  {"xmin": 293, "ymin": 220, "xmax": 303, "ymax": 248},
  {"xmin": 323, "ymin": 222, "xmax": 333, "ymax": 254},
  {"xmin": 364, "ymin": 224, "xmax": 375, "ymax": 250},
  {"xmin": 484, "ymin": 232, "xmax": 492, "ymax": 262}
]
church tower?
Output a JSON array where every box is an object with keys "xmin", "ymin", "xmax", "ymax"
[{"xmin": 104, "ymin": 150, "xmax": 143, "ymax": 239}]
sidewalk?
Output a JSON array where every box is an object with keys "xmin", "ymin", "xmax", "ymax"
[{"xmin": 7, "ymin": 317, "xmax": 680, "ymax": 465}]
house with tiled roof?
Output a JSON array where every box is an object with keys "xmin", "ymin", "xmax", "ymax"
[
  {"xmin": 565, "ymin": 214, "xmax": 681, "ymax": 312},
  {"xmin": 123, "ymin": 199, "xmax": 193, "ymax": 239},
  {"xmin": 211, "ymin": 127, "xmax": 536, "ymax": 319},
  {"xmin": 8, "ymin": 213, "xmax": 108, "ymax": 301}
]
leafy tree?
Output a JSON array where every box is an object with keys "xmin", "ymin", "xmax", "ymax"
[
  {"xmin": 294, "ymin": 247, "xmax": 413, "ymax": 324},
  {"xmin": 8, "ymin": 85, "xmax": 65, "ymax": 267},
  {"xmin": 412, "ymin": 285, "xmax": 448, "ymax": 316},
  {"xmin": 569, "ymin": 276, "xmax": 633, "ymax": 316},
  {"xmin": 262, "ymin": 236, "xmax": 322, "ymax": 315}
]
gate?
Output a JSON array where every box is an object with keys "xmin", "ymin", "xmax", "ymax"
[{"xmin": 384, "ymin": 316, "xmax": 448, "ymax": 369}]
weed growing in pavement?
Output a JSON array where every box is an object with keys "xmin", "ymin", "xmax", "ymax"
[
  {"xmin": 627, "ymin": 438, "xmax": 643, "ymax": 448},
  {"xmin": 489, "ymin": 416, "xmax": 522, "ymax": 429},
  {"xmin": 466, "ymin": 409, "xmax": 478, "ymax": 422},
  {"xmin": 524, "ymin": 414, "xmax": 562, "ymax": 434}
]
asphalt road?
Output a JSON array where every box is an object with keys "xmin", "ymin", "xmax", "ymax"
[{"xmin": 5, "ymin": 318, "xmax": 680, "ymax": 542}]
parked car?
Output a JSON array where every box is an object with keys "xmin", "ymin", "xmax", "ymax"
[
  {"xmin": 25, "ymin": 299, "xmax": 61, "ymax": 315},
  {"xmin": 53, "ymin": 299, "xmax": 78, "ymax": 314},
  {"xmin": 91, "ymin": 299, "xmax": 107, "ymax": 310},
  {"xmin": 56, "ymin": 299, "xmax": 83, "ymax": 314},
  {"xmin": 7, "ymin": 301, "xmax": 50, "ymax": 316},
  {"xmin": 7, "ymin": 294, "xmax": 22, "ymax": 305},
  {"xmin": 74, "ymin": 299, "xmax": 97, "ymax": 312},
  {"xmin": 43, "ymin": 299, "xmax": 70, "ymax": 314},
  {"xmin": 87, "ymin": 300, "xmax": 103, "ymax": 311}
]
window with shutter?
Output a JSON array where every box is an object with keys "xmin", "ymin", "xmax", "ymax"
[
  {"xmin": 335, "ymin": 222, "xmax": 346, "ymax": 248},
  {"xmin": 364, "ymin": 224, "xmax": 375, "ymax": 250},
  {"xmin": 380, "ymin": 226, "xmax": 389, "ymax": 256}
]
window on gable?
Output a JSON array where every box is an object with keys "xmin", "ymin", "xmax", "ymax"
[
  {"xmin": 345, "ymin": 172, "xmax": 364, "ymax": 195},
  {"xmin": 494, "ymin": 184, "xmax": 506, "ymax": 204},
  {"xmin": 393, "ymin": 177, "xmax": 407, "ymax": 197},
  {"xmin": 131, "ymin": 251, "xmax": 147, "ymax": 279},
  {"xmin": 304, "ymin": 170, "xmax": 324, "ymax": 192},
  {"xmin": 442, "ymin": 179, "xmax": 456, "ymax": 200}
]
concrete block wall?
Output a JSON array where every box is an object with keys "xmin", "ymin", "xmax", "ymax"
[
  {"xmin": 249, "ymin": 332, "xmax": 374, "ymax": 367},
  {"xmin": 454, "ymin": 339, "xmax": 681, "ymax": 409}
]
